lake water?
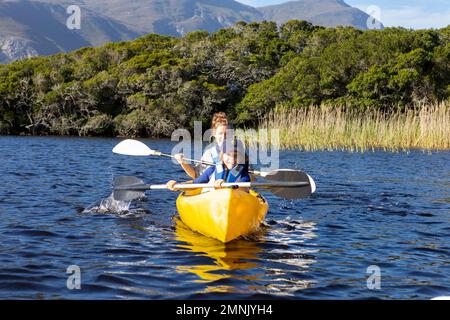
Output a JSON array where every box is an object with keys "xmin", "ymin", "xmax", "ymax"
[{"xmin": 0, "ymin": 136, "xmax": 449, "ymax": 299}]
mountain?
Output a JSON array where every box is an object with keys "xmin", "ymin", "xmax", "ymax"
[
  {"xmin": 42, "ymin": 0, "xmax": 263, "ymax": 36},
  {"xmin": 0, "ymin": 0, "xmax": 140, "ymax": 63},
  {"xmin": 0, "ymin": 0, "xmax": 381, "ymax": 63},
  {"xmin": 258, "ymin": 0, "xmax": 375, "ymax": 30}
]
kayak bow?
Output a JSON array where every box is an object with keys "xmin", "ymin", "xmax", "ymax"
[{"xmin": 176, "ymin": 188, "xmax": 269, "ymax": 243}]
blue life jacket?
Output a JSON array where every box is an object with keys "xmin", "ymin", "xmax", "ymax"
[{"xmin": 214, "ymin": 164, "xmax": 246, "ymax": 183}]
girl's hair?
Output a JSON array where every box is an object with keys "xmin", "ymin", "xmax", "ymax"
[
  {"xmin": 220, "ymin": 149, "xmax": 249, "ymax": 168},
  {"xmin": 211, "ymin": 112, "xmax": 228, "ymax": 130}
]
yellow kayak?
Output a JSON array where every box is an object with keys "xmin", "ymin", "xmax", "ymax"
[{"xmin": 176, "ymin": 188, "xmax": 269, "ymax": 243}]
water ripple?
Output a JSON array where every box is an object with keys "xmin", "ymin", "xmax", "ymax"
[{"xmin": 0, "ymin": 137, "xmax": 449, "ymax": 299}]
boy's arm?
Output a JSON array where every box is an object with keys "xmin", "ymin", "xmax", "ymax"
[
  {"xmin": 174, "ymin": 153, "xmax": 197, "ymax": 178},
  {"xmin": 181, "ymin": 163, "xmax": 196, "ymax": 179}
]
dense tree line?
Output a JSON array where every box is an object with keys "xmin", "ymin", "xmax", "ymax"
[{"xmin": 0, "ymin": 21, "xmax": 448, "ymax": 136}]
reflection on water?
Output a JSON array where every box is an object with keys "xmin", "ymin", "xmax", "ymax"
[
  {"xmin": 174, "ymin": 218, "xmax": 263, "ymax": 286},
  {"xmin": 173, "ymin": 217, "xmax": 318, "ymax": 296},
  {"xmin": 254, "ymin": 219, "xmax": 319, "ymax": 296}
]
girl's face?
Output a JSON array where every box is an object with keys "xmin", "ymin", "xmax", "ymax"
[
  {"xmin": 222, "ymin": 152, "xmax": 245, "ymax": 169},
  {"xmin": 222, "ymin": 152, "xmax": 236, "ymax": 169},
  {"xmin": 214, "ymin": 125, "xmax": 228, "ymax": 146}
]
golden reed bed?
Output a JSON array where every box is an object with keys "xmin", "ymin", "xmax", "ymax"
[{"xmin": 238, "ymin": 102, "xmax": 450, "ymax": 152}]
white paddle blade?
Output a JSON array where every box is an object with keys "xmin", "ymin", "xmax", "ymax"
[
  {"xmin": 307, "ymin": 174, "xmax": 316, "ymax": 194},
  {"xmin": 112, "ymin": 139, "xmax": 152, "ymax": 156}
]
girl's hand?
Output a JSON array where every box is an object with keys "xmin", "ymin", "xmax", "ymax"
[
  {"xmin": 214, "ymin": 179, "xmax": 224, "ymax": 189},
  {"xmin": 174, "ymin": 153, "xmax": 184, "ymax": 165},
  {"xmin": 166, "ymin": 180, "xmax": 177, "ymax": 191}
]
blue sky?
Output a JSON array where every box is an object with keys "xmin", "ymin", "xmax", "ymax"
[{"xmin": 237, "ymin": 0, "xmax": 450, "ymax": 29}]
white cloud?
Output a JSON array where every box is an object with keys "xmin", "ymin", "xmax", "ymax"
[
  {"xmin": 240, "ymin": 0, "xmax": 450, "ymax": 29},
  {"xmin": 351, "ymin": 3, "xmax": 450, "ymax": 29},
  {"xmin": 238, "ymin": 0, "xmax": 257, "ymax": 4},
  {"xmin": 237, "ymin": 0, "xmax": 286, "ymax": 7},
  {"xmin": 382, "ymin": 6, "xmax": 450, "ymax": 29}
]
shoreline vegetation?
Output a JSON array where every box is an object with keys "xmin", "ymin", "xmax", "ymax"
[
  {"xmin": 238, "ymin": 102, "xmax": 449, "ymax": 152},
  {"xmin": 0, "ymin": 20, "xmax": 449, "ymax": 151}
]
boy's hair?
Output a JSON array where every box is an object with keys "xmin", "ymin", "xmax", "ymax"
[{"xmin": 211, "ymin": 112, "xmax": 228, "ymax": 130}]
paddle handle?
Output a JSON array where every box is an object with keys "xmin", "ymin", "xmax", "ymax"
[
  {"xmin": 113, "ymin": 139, "xmax": 282, "ymax": 178},
  {"xmin": 153, "ymin": 151, "xmax": 270, "ymax": 177},
  {"xmin": 174, "ymin": 181, "xmax": 309, "ymax": 190},
  {"xmin": 116, "ymin": 181, "xmax": 309, "ymax": 191},
  {"xmin": 152, "ymin": 151, "xmax": 214, "ymax": 166}
]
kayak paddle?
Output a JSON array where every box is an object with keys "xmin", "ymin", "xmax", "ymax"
[
  {"xmin": 262, "ymin": 169, "xmax": 316, "ymax": 197},
  {"xmin": 113, "ymin": 139, "xmax": 211, "ymax": 165},
  {"xmin": 112, "ymin": 139, "xmax": 317, "ymax": 188},
  {"xmin": 113, "ymin": 176, "xmax": 313, "ymax": 201}
]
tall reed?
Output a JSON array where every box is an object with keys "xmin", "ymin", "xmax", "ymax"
[{"xmin": 238, "ymin": 102, "xmax": 450, "ymax": 152}]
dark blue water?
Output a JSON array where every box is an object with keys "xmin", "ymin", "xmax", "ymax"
[{"xmin": 0, "ymin": 136, "xmax": 449, "ymax": 299}]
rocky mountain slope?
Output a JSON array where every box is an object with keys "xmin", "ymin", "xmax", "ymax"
[{"xmin": 0, "ymin": 0, "xmax": 379, "ymax": 63}]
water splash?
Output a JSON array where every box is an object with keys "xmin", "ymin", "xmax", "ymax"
[
  {"xmin": 100, "ymin": 194, "xmax": 132, "ymax": 212},
  {"xmin": 83, "ymin": 193, "xmax": 132, "ymax": 214}
]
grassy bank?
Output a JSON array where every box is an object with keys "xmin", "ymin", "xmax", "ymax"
[{"xmin": 238, "ymin": 103, "xmax": 450, "ymax": 152}]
